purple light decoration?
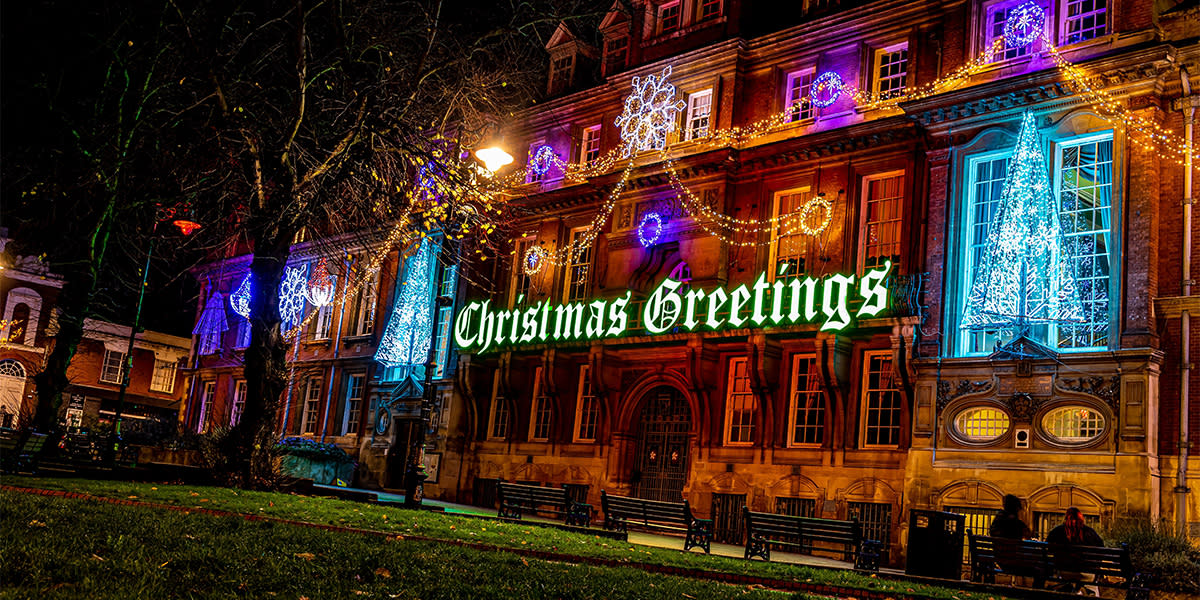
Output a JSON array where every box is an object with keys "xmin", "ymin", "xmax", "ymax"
[
  {"xmin": 1004, "ymin": 2, "xmax": 1044, "ymax": 48},
  {"xmin": 638, "ymin": 212, "xmax": 664, "ymax": 247},
  {"xmin": 529, "ymin": 145, "xmax": 556, "ymax": 177},
  {"xmin": 810, "ymin": 72, "xmax": 843, "ymax": 109},
  {"xmin": 230, "ymin": 274, "xmax": 252, "ymax": 319}
]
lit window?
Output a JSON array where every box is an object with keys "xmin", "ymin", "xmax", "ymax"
[
  {"xmin": 434, "ymin": 266, "xmax": 457, "ymax": 378},
  {"xmin": 150, "ymin": 360, "xmax": 177, "ymax": 393},
  {"xmin": 860, "ymin": 172, "xmax": 905, "ymax": 274},
  {"xmin": 771, "ymin": 187, "xmax": 813, "ymax": 283},
  {"xmin": 526, "ymin": 141, "xmax": 548, "ymax": 184},
  {"xmin": 861, "ymin": 351, "xmax": 901, "ymax": 447},
  {"xmin": 985, "ymin": 2, "xmax": 1037, "ymax": 61},
  {"xmin": 788, "ymin": 355, "xmax": 824, "ymax": 446},
  {"xmin": 574, "ymin": 365, "xmax": 599, "ymax": 442},
  {"xmin": 873, "ymin": 44, "xmax": 909, "ymax": 100},
  {"xmin": 581, "ymin": 125, "xmax": 602, "ymax": 165},
  {"xmin": 549, "ymin": 54, "xmax": 574, "ymax": 95},
  {"xmin": 698, "ymin": 0, "xmax": 723, "ymax": 22},
  {"xmin": 100, "ymin": 349, "xmax": 126, "ymax": 384},
  {"xmin": 353, "ymin": 268, "xmax": 379, "ymax": 336},
  {"xmin": 685, "ymin": 89, "xmax": 712, "ymax": 141},
  {"xmin": 785, "ymin": 70, "xmax": 815, "ymax": 123},
  {"xmin": 1062, "ymin": 0, "xmax": 1107, "ymax": 45},
  {"xmin": 954, "ymin": 406, "xmax": 1011, "ymax": 441},
  {"xmin": 197, "ymin": 380, "xmax": 216, "ymax": 433},
  {"xmin": 530, "ymin": 366, "xmax": 552, "ymax": 441},
  {"xmin": 659, "ymin": 2, "xmax": 681, "ymax": 34},
  {"xmin": 231, "ymin": 380, "xmax": 247, "ymax": 426},
  {"xmin": 961, "ymin": 154, "xmax": 1011, "ymax": 354},
  {"xmin": 1042, "ymin": 405, "xmax": 1105, "ymax": 442},
  {"xmin": 564, "ymin": 228, "xmax": 592, "ymax": 303},
  {"xmin": 510, "ymin": 236, "xmax": 536, "ymax": 308},
  {"xmin": 301, "ymin": 377, "xmax": 322, "ymax": 434},
  {"xmin": 724, "ymin": 357, "xmax": 756, "ymax": 445},
  {"xmin": 313, "ymin": 302, "xmax": 334, "ymax": 340},
  {"xmin": 199, "ymin": 329, "xmax": 221, "ymax": 355},
  {"xmin": 1055, "ymin": 134, "xmax": 1112, "ymax": 350},
  {"xmin": 343, "ymin": 374, "xmax": 364, "ymax": 435},
  {"xmin": 604, "ymin": 36, "xmax": 628, "ymax": 76},
  {"xmin": 235, "ymin": 319, "xmax": 252, "ymax": 348}
]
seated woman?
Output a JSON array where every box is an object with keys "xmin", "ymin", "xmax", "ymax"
[{"xmin": 1046, "ymin": 507, "xmax": 1103, "ymax": 596}]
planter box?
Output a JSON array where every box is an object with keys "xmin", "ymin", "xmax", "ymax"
[{"xmin": 279, "ymin": 454, "xmax": 354, "ymax": 486}]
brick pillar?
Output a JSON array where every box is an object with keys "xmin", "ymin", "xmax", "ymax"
[
  {"xmin": 919, "ymin": 145, "xmax": 952, "ymax": 358},
  {"xmin": 1121, "ymin": 102, "xmax": 1162, "ymax": 349}
]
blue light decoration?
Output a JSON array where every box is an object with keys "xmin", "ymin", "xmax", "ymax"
[
  {"xmin": 375, "ymin": 236, "xmax": 441, "ymax": 367},
  {"xmin": 278, "ymin": 264, "xmax": 308, "ymax": 330},
  {"xmin": 528, "ymin": 145, "xmax": 556, "ymax": 177},
  {"xmin": 193, "ymin": 289, "xmax": 229, "ymax": 336},
  {"xmin": 523, "ymin": 245, "xmax": 546, "ymax": 276},
  {"xmin": 1003, "ymin": 1, "xmax": 1044, "ymax": 49},
  {"xmin": 810, "ymin": 71, "xmax": 843, "ymax": 109},
  {"xmin": 961, "ymin": 111, "xmax": 1085, "ymax": 337},
  {"xmin": 229, "ymin": 274, "xmax": 252, "ymax": 319},
  {"xmin": 638, "ymin": 211, "xmax": 664, "ymax": 247},
  {"xmin": 614, "ymin": 65, "xmax": 688, "ymax": 158}
]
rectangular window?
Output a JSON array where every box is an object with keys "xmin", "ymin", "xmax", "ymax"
[
  {"xmin": 1062, "ymin": 0, "xmax": 1107, "ymax": 45},
  {"xmin": 100, "ymin": 349, "xmax": 126, "ymax": 384},
  {"xmin": 873, "ymin": 44, "xmax": 909, "ymax": 101},
  {"xmin": 487, "ymin": 375, "xmax": 509, "ymax": 440},
  {"xmin": 861, "ymin": 351, "xmax": 902, "ymax": 447},
  {"xmin": 354, "ymin": 268, "xmax": 379, "ymax": 336},
  {"xmin": 860, "ymin": 172, "xmax": 905, "ymax": 274},
  {"xmin": 581, "ymin": 125, "xmax": 602, "ymax": 165},
  {"xmin": 197, "ymin": 380, "xmax": 216, "ymax": 433},
  {"xmin": 848, "ymin": 501, "xmax": 893, "ymax": 553},
  {"xmin": 313, "ymin": 303, "xmax": 334, "ymax": 340},
  {"xmin": 150, "ymin": 359, "xmax": 176, "ymax": 393},
  {"xmin": 549, "ymin": 55, "xmax": 574, "ymax": 95},
  {"xmin": 199, "ymin": 329, "xmax": 221, "ymax": 355},
  {"xmin": 510, "ymin": 236, "xmax": 535, "ymax": 308},
  {"xmin": 529, "ymin": 366, "xmax": 552, "ymax": 441},
  {"xmin": 770, "ymin": 187, "xmax": 813, "ymax": 283},
  {"xmin": 574, "ymin": 365, "xmax": 599, "ymax": 442},
  {"xmin": 301, "ymin": 377, "xmax": 322, "ymax": 435},
  {"xmin": 785, "ymin": 70, "xmax": 815, "ymax": 123},
  {"xmin": 236, "ymin": 319, "xmax": 251, "ymax": 348},
  {"xmin": 724, "ymin": 357, "xmax": 757, "ymax": 445},
  {"xmin": 698, "ymin": 0, "xmax": 723, "ymax": 22},
  {"xmin": 985, "ymin": 2, "xmax": 1035, "ymax": 61},
  {"xmin": 685, "ymin": 89, "xmax": 712, "ymax": 141},
  {"xmin": 788, "ymin": 355, "xmax": 824, "ymax": 446},
  {"xmin": 435, "ymin": 265, "xmax": 457, "ymax": 378},
  {"xmin": 659, "ymin": 2, "xmax": 681, "ymax": 34},
  {"xmin": 564, "ymin": 227, "xmax": 593, "ymax": 303},
  {"xmin": 343, "ymin": 374, "xmax": 364, "ymax": 435},
  {"xmin": 962, "ymin": 154, "xmax": 1012, "ymax": 355},
  {"xmin": 526, "ymin": 141, "xmax": 548, "ymax": 184},
  {"xmin": 604, "ymin": 36, "xmax": 628, "ymax": 76},
  {"xmin": 231, "ymin": 380, "xmax": 247, "ymax": 426},
  {"xmin": 1055, "ymin": 134, "xmax": 1112, "ymax": 350}
]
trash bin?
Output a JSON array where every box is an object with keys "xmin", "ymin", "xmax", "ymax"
[{"xmin": 905, "ymin": 509, "xmax": 965, "ymax": 579}]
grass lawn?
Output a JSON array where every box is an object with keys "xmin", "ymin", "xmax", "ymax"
[
  {"xmin": 5, "ymin": 476, "xmax": 1013, "ymax": 600},
  {"xmin": 2, "ymin": 490, "xmax": 806, "ymax": 600}
]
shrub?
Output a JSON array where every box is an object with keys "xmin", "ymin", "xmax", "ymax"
[
  {"xmin": 275, "ymin": 436, "xmax": 355, "ymax": 465},
  {"xmin": 1105, "ymin": 517, "xmax": 1200, "ymax": 594}
]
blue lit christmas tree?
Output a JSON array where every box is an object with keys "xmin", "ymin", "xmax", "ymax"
[
  {"xmin": 374, "ymin": 236, "xmax": 440, "ymax": 368},
  {"xmin": 961, "ymin": 111, "xmax": 1084, "ymax": 340}
]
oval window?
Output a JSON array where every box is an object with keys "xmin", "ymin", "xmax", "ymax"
[
  {"xmin": 954, "ymin": 407, "xmax": 1011, "ymax": 441},
  {"xmin": 1042, "ymin": 406, "xmax": 1106, "ymax": 443}
]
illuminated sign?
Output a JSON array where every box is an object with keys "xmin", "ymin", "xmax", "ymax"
[{"xmin": 453, "ymin": 261, "xmax": 892, "ymax": 353}]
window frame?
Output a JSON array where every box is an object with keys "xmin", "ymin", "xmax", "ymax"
[
  {"xmin": 352, "ymin": 267, "xmax": 380, "ymax": 337},
  {"xmin": 951, "ymin": 405, "xmax": 1012, "ymax": 444},
  {"xmin": 784, "ymin": 69, "xmax": 817, "ymax": 123},
  {"xmin": 858, "ymin": 170, "xmax": 906, "ymax": 276},
  {"xmin": 958, "ymin": 150, "xmax": 1014, "ymax": 356},
  {"xmin": 434, "ymin": 265, "xmax": 458, "ymax": 378},
  {"xmin": 529, "ymin": 366, "xmax": 553, "ymax": 442},
  {"xmin": 235, "ymin": 318, "xmax": 252, "ymax": 348},
  {"xmin": 526, "ymin": 140, "xmax": 548, "ymax": 184},
  {"xmin": 149, "ymin": 359, "xmax": 177, "ymax": 393},
  {"xmin": 342, "ymin": 373, "xmax": 365, "ymax": 435},
  {"xmin": 197, "ymin": 380, "xmax": 216, "ymax": 433},
  {"xmin": 487, "ymin": 375, "xmax": 510, "ymax": 440},
  {"xmin": 787, "ymin": 354, "xmax": 825, "ymax": 447},
  {"xmin": 684, "ymin": 89, "xmax": 713, "ymax": 141},
  {"xmin": 658, "ymin": 1, "xmax": 682, "ymax": 35},
  {"xmin": 549, "ymin": 54, "xmax": 575, "ymax": 95},
  {"xmin": 199, "ymin": 329, "xmax": 221, "ymax": 355},
  {"xmin": 871, "ymin": 42, "xmax": 909, "ymax": 101},
  {"xmin": 563, "ymin": 227, "xmax": 594, "ymax": 304},
  {"xmin": 580, "ymin": 124, "xmax": 602, "ymax": 165},
  {"xmin": 697, "ymin": 0, "xmax": 723, "ymax": 22},
  {"xmin": 312, "ymin": 302, "xmax": 334, "ymax": 340},
  {"xmin": 859, "ymin": 350, "xmax": 902, "ymax": 448},
  {"xmin": 100, "ymin": 349, "xmax": 126, "ymax": 384},
  {"xmin": 982, "ymin": 0, "xmax": 1043, "ymax": 62},
  {"xmin": 231, "ymin": 379, "xmax": 247, "ymax": 426},
  {"xmin": 769, "ymin": 186, "xmax": 814, "ymax": 284},
  {"xmin": 573, "ymin": 364, "xmax": 600, "ymax": 442},
  {"xmin": 1059, "ymin": 0, "xmax": 1109, "ymax": 46},
  {"xmin": 1040, "ymin": 404, "xmax": 1107, "ymax": 445},
  {"xmin": 723, "ymin": 356, "xmax": 757, "ymax": 446},
  {"xmin": 509, "ymin": 236, "xmax": 536, "ymax": 309},
  {"xmin": 301, "ymin": 376, "xmax": 323, "ymax": 435},
  {"xmin": 603, "ymin": 35, "xmax": 628, "ymax": 76}
]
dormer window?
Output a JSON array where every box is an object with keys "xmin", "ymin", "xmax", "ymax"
[
  {"xmin": 698, "ymin": 0, "xmax": 723, "ymax": 22},
  {"xmin": 603, "ymin": 35, "xmax": 628, "ymax": 76},
  {"xmin": 659, "ymin": 2, "xmax": 681, "ymax": 34},
  {"xmin": 549, "ymin": 54, "xmax": 575, "ymax": 95}
]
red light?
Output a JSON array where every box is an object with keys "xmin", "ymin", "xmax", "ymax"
[{"xmin": 173, "ymin": 219, "xmax": 201, "ymax": 236}]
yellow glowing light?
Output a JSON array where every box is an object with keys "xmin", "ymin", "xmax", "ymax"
[{"xmin": 475, "ymin": 147, "xmax": 514, "ymax": 173}]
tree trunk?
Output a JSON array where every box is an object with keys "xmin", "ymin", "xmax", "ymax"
[{"xmin": 30, "ymin": 273, "xmax": 94, "ymax": 431}]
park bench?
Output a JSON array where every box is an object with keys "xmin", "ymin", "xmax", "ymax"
[
  {"xmin": 0, "ymin": 431, "xmax": 48, "ymax": 474},
  {"xmin": 600, "ymin": 491, "xmax": 711, "ymax": 553},
  {"xmin": 742, "ymin": 508, "xmax": 881, "ymax": 571},
  {"xmin": 968, "ymin": 533, "xmax": 1148, "ymax": 600},
  {"xmin": 497, "ymin": 481, "xmax": 592, "ymax": 527}
]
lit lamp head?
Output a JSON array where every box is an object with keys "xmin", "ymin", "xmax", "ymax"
[
  {"xmin": 475, "ymin": 146, "xmax": 514, "ymax": 174},
  {"xmin": 172, "ymin": 219, "xmax": 202, "ymax": 236}
]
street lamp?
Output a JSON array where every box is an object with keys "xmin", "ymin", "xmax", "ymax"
[
  {"xmin": 110, "ymin": 205, "xmax": 200, "ymax": 460},
  {"xmin": 474, "ymin": 146, "xmax": 513, "ymax": 174},
  {"xmin": 404, "ymin": 292, "xmax": 453, "ymax": 508}
]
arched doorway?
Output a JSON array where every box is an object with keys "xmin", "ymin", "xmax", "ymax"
[
  {"xmin": 633, "ymin": 386, "xmax": 691, "ymax": 502},
  {"xmin": 0, "ymin": 359, "xmax": 28, "ymax": 428}
]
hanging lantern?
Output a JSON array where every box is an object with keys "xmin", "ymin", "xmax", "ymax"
[
  {"xmin": 230, "ymin": 274, "xmax": 252, "ymax": 319},
  {"xmin": 306, "ymin": 258, "xmax": 336, "ymax": 307}
]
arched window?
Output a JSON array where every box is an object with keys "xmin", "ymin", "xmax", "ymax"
[
  {"xmin": 0, "ymin": 359, "xmax": 28, "ymax": 428},
  {"xmin": 954, "ymin": 406, "xmax": 1011, "ymax": 441},
  {"xmin": 7, "ymin": 304, "xmax": 30, "ymax": 345},
  {"xmin": 1042, "ymin": 405, "xmax": 1105, "ymax": 443}
]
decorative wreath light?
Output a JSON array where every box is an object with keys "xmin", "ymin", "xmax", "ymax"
[
  {"xmin": 523, "ymin": 245, "xmax": 546, "ymax": 276},
  {"xmin": 1004, "ymin": 2, "xmax": 1044, "ymax": 49},
  {"xmin": 798, "ymin": 196, "xmax": 834, "ymax": 235},
  {"xmin": 638, "ymin": 212, "xmax": 664, "ymax": 247},
  {"xmin": 810, "ymin": 72, "xmax": 843, "ymax": 108},
  {"xmin": 529, "ymin": 145, "xmax": 556, "ymax": 177}
]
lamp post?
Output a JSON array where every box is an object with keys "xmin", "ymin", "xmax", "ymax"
[
  {"xmin": 110, "ymin": 206, "xmax": 199, "ymax": 460},
  {"xmin": 404, "ymin": 291, "xmax": 452, "ymax": 508}
]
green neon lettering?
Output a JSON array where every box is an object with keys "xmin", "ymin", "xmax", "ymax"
[
  {"xmin": 728, "ymin": 284, "xmax": 752, "ymax": 328},
  {"xmin": 607, "ymin": 291, "xmax": 631, "ymax": 336},
  {"xmin": 788, "ymin": 277, "xmax": 819, "ymax": 323},
  {"xmin": 706, "ymin": 288, "xmax": 728, "ymax": 329},
  {"xmin": 538, "ymin": 301, "xmax": 552, "ymax": 341},
  {"xmin": 683, "ymin": 288, "xmax": 707, "ymax": 330},
  {"xmin": 477, "ymin": 300, "xmax": 494, "ymax": 353},
  {"xmin": 750, "ymin": 273, "xmax": 771, "ymax": 326},
  {"xmin": 454, "ymin": 303, "xmax": 478, "ymax": 349},
  {"xmin": 585, "ymin": 299, "xmax": 607, "ymax": 338},
  {"xmin": 857, "ymin": 260, "xmax": 892, "ymax": 317},
  {"xmin": 554, "ymin": 303, "xmax": 586, "ymax": 340},
  {"xmin": 821, "ymin": 274, "xmax": 855, "ymax": 331},
  {"xmin": 643, "ymin": 278, "xmax": 683, "ymax": 334},
  {"xmin": 770, "ymin": 280, "xmax": 787, "ymax": 324},
  {"xmin": 520, "ymin": 304, "xmax": 540, "ymax": 343},
  {"xmin": 495, "ymin": 310, "xmax": 510, "ymax": 346}
]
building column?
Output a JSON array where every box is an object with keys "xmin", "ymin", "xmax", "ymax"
[
  {"xmin": 919, "ymin": 145, "xmax": 953, "ymax": 358},
  {"xmin": 1120, "ymin": 102, "xmax": 1162, "ymax": 348}
]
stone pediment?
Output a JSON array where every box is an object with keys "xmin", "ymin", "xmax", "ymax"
[
  {"xmin": 988, "ymin": 335, "xmax": 1057, "ymax": 361},
  {"xmin": 387, "ymin": 372, "xmax": 425, "ymax": 401}
]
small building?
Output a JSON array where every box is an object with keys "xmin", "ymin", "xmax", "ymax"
[{"xmin": 0, "ymin": 231, "xmax": 64, "ymax": 428}]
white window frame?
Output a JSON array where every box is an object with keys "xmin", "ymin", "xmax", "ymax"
[
  {"xmin": 342, "ymin": 373, "xmax": 365, "ymax": 435},
  {"xmin": 150, "ymin": 359, "xmax": 177, "ymax": 393},
  {"xmin": 529, "ymin": 366, "xmax": 552, "ymax": 442},
  {"xmin": 784, "ymin": 69, "xmax": 816, "ymax": 123},
  {"xmin": 353, "ymin": 268, "xmax": 379, "ymax": 336},
  {"xmin": 858, "ymin": 170, "xmax": 905, "ymax": 276},
  {"xmin": 723, "ymin": 357, "xmax": 756, "ymax": 446},
  {"xmin": 563, "ymin": 227, "xmax": 593, "ymax": 304},
  {"xmin": 197, "ymin": 380, "xmax": 216, "ymax": 433},
  {"xmin": 769, "ymin": 186, "xmax": 813, "ymax": 283},
  {"xmin": 573, "ymin": 365, "xmax": 599, "ymax": 442},
  {"xmin": 100, "ymin": 349, "xmax": 126, "ymax": 384},
  {"xmin": 313, "ymin": 302, "xmax": 334, "ymax": 340},
  {"xmin": 860, "ymin": 350, "xmax": 902, "ymax": 448},
  {"xmin": 231, "ymin": 380, "xmax": 247, "ymax": 426},
  {"xmin": 1059, "ymin": 0, "xmax": 1108, "ymax": 46},
  {"xmin": 684, "ymin": 89, "xmax": 713, "ymax": 141},
  {"xmin": 871, "ymin": 43, "xmax": 909, "ymax": 101},
  {"xmin": 510, "ymin": 236, "xmax": 536, "ymax": 308},
  {"xmin": 301, "ymin": 376, "xmax": 322, "ymax": 435},
  {"xmin": 580, "ymin": 125, "xmax": 602, "ymax": 165},
  {"xmin": 959, "ymin": 151, "xmax": 1013, "ymax": 356},
  {"xmin": 487, "ymin": 374, "xmax": 510, "ymax": 440},
  {"xmin": 787, "ymin": 354, "xmax": 824, "ymax": 447}
]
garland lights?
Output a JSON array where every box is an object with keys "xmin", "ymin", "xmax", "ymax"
[{"xmin": 638, "ymin": 211, "xmax": 664, "ymax": 247}]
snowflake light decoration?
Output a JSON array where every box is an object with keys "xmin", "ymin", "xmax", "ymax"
[
  {"xmin": 523, "ymin": 246, "xmax": 546, "ymax": 276},
  {"xmin": 278, "ymin": 264, "xmax": 308, "ymax": 330},
  {"xmin": 810, "ymin": 72, "xmax": 843, "ymax": 108},
  {"xmin": 528, "ymin": 145, "xmax": 557, "ymax": 177},
  {"xmin": 230, "ymin": 274, "xmax": 252, "ymax": 319},
  {"xmin": 1004, "ymin": 2, "xmax": 1044, "ymax": 49},
  {"xmin": 305, "ymin": 258, "xmax": 337, "ymax": 307},
  {"xmin": 638, "ymin": 212, "xmax": 664, "ymax": 247},
  {"xmin": 614, "ymin": 66, "xmax": 687, "ymax": 158}
]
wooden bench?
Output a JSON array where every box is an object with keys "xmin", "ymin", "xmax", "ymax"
[
  {"xmin": 1, "ymin": 431, "xmax": 48, "ymax": 474},
  {"xmin": 742, "ymin": 508, "xmax": 881, "ymax": 571},
  {"xmin": 497, "ymin": 482, "xmax": 592, "ymax": 527},
  {"xmin": 968, "ymin": 533, "xmax": 1148, "ymax": 600},
  {"xmin": 600, "ymin": 491, "xmax": 711, "ymax": 553}
]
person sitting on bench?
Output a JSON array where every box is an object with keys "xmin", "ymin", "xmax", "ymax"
[
  {"xmin": 989, "ymin": 494, "xmax": 1035, "ymax": 586},
  {"xmin": 1046, "ymin": 507, "xmax": 1103, "ymax": 596}
]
